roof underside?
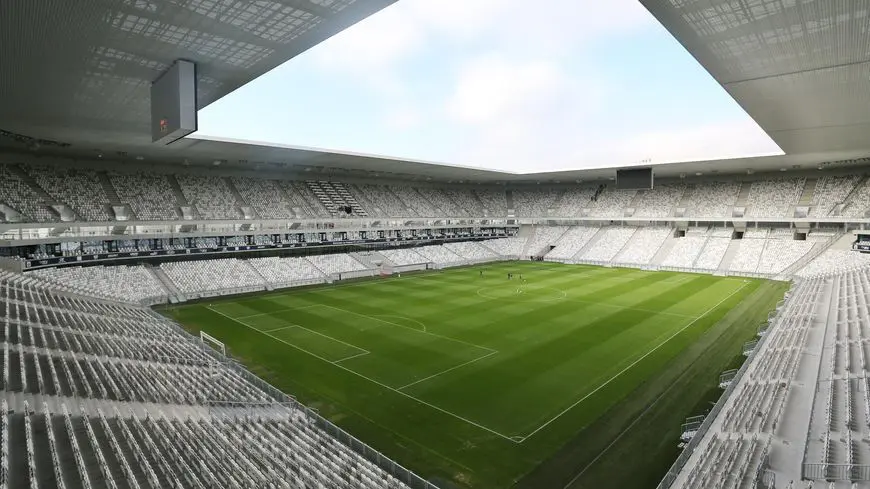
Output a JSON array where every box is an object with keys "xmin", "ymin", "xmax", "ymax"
[
  {"xmin": 1, "ymin": 0, "xmax": 869, "ymax": 183},
  {"xmin": 640, "ymin": 0, "xmax": 870, "ymax": 155},
  {"xmin": 0, "ymin": 0, "xmax": 395, "ymax": 147}
]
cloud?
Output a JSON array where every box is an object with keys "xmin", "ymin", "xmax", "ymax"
[{"xmin": 383, "ymin": 106, "xmax": 423, "ymax": 131}]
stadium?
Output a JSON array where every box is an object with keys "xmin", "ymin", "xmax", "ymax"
[{"xmin": 1, "ymin": 1, "xmax": 870, "ymax": 488}]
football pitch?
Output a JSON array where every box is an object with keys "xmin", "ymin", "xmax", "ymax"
[{"xmin": 164, "ymin": 261, "xmax": 789, "ymax": 488}]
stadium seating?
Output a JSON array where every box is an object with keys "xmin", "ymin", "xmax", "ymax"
[
  {"xmin": 632, "ymin": 184, "xmax": 684, "ymax": 218},
  {"xmin": 176, "ymin": 174, "xmax": 243, "ymax": 220},
  {"xmin": 109, "ymin": 172, "xmax": 180, "ymax": 221},
  {"xmin": 28, "ymin": 265, "xmax": 168, "ymax": 305},
  {"xmin": 0, "ymin": 164, "xmax": 56, "ymax": 222},
  {"xmin": 413, "ymin": 245, "xmax": 464, "ymax": 266},
  {"xmin": 661, "ymin": 237, "xmax": 707, "ymax": 268},
  {"xmin": 842, "ymin": 178, "xmax": 870, "ymax": 217},
  {"xmin": 443, "ymin": 241, "xmax": 500, "ymax": 261},
  {"xmin": 306, "ymin": 253, "xmax": 369, "ymax": 276},
  {"xmin": 577, "ymin": 227, "xmax": 636, "ymax": 261},
  {"xmin": 614, "ymin": 227, "xmax": 670, "ymax": 264},
  {"xmin": 809, "ymin": 175, "xmax": 861, "ymax": 217},
  {"xmin": 693, "ymin": 238, "xmax": 730, "ymax": 270},
  {"xmin": 26, "ymin": 164, "xmax": 112, "ymax": 222},
  {"xmin": 513, "ymin": 189, "xmax": 560, "ymax": 217},
  {"xmin": 524, "ymin": 226, "xmax": 569, "ymax": 256},
  {"xmin": 588, "ymin": 188, "xmax": 636, "ymax": 218},
  {"xmin": 552, "ymin": 187, "xmax": 596, "ymax": 216},
  {"xmin": 728, "ymin": 238, "xmax": 766, "ymax": 272},
  {"xmin": 0, "ymin": 268, "xmax": 417, "ymax": 489},
  {"xmin": 474, "ymin": 189, "xmax": 507, "ymax": 216},
  {"xmin": 161, "ymin": 259, "xmax": 265, "ymax": 296},
  {"xmin": 744, "ymin": 177, "xmax": 804, "ymax": 217},
  {"xmin": 481, "ymin": 237, "xmax": 528, "ymax": 258},
  {"xmin": 683, "ymin": 181, "xmax": 740, "ymax": 218},
  {"xmin": 232, "ymin": 177, "xmax": 295, "ymax": 219},
  {"xmin": 247, "ymin": 256, "xmax": 326, "ymax": 287},
  {"xmin": 797, "ymin": 249, "xmax": 870, "ymax": 277},
  {"xmin": 381, "ymin": 248, "xmax": 430, "ymax": 266},
  {"xmin": 544, "ymin": 226, "xmax": 599, "ymax": 261}
]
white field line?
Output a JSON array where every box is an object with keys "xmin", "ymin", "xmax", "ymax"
[
  {"xmin": 333, "ymin": 351, "xmax": 371, "ymax": 363},
  {"xmin": 235, "ymin": 304, "xmax": 321, "ymax": 319},
  {"xmin": 518, "ymin": 281, "xmax": 749, "ymax": 442},
  {"xmin": 290, "ymin": 323, "xmax": 371, "ymax": 356},
  {"xmin": 205, "ymin": 306, "xmax": 519, "ymax": 443},
  {"xmin": 319, "ymin": 305, "xmax": 497, "ymax": 354},
  {"xmin": 263, "ymin": 325, "xmax": 297, "ymax": 334},
  {"xmin": 398, "ymin": 350, "xmax": 499, "ymax": 391}
]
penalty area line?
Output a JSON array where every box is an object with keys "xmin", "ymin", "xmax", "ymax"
[
  {"xmin": 205, "ymin": 306, "xmax": 519, "ymax": 444},
  {"xmin": 517, "ymin": 281, "xmax": 749, "ymax": 443}
]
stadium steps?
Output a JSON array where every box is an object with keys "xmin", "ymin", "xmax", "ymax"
[
  {"xmin": 840, "ymin": 175, "xmax": 870, "ymax": 216},
  {"xmin": 96, "ymin": 171, "xmax": 123, "ymax": 205},
  {"xmin": 147, "ymin": 265, "xmax": 185, "ymax": 303},
  {"xmin": 798, "ymin": 178, "xmax": 818, "ymax": 206},
  {"xmin": 717, "ymin": 239, "xmax": 742, "ymax": 272},
  {"xmin": 165, "ymin": 174, "xmax": 195, "ymax": 220},
  {"xmin": 734, "ymin": 181, "xmax": 752, "ymax": 207},
  {"xmin": 505, "ymin": 189, "xmax": 515, "ymax": 211},
  {"xmin": 570, "ymin": 227, "xmax": 607, "ymax": 260},
  {"xmin": 348, "ymin": 184, "xmax": 381, "ymax": 216},
  {"xmin": 650, "ymin": 233, "xmax": 677, "ymax": 265},
  {"xmin": 224, "ymin": 177, "xmax": 256, "ymax": 219},
  {"xmin": 691, "ymin": 237, "xmax": 712, "ymax": 268},
  {"xmin": 520, "ymin": 226, "xmax": 537, "ymax": 256},
  {"xmin": 350, "ymin": 251, "xmax": 385, "ymax": 269}
]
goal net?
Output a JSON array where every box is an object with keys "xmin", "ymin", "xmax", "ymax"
[{"xmin": 379, "ymin": 263, "xmax": 394, "ymax": 278}]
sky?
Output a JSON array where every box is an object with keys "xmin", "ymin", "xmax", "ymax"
[{"xmin": 196, "ymin": 0, "xmax": 784, "ymax": 174}]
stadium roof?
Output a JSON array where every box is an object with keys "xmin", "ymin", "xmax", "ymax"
[
  {"xmin": 0, "ymin": 0, "xmax": 395, "ymax": 147},
  {"xmin": 640, "ymin": 0, "xmax": 870, "ymax": 155},
  {"xmin": 1, "ymin": 0, "xmax": 869, "ymax": 183}
]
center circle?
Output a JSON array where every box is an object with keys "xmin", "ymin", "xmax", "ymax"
[{"xmin": 476, "ymin": 285, "xmax": 567, "ymax": 302}]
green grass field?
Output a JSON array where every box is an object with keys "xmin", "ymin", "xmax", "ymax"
[{"xmin": 163, "ymin": 261, "xmax": 788, "ymax": 489}]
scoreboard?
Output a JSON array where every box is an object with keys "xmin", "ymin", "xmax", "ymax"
[{"xmin": 151, "ymin": 60, "xmax": 197, "ymax": 145}]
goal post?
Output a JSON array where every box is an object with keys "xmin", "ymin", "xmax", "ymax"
[
  {"xmin": 200, "ymin": 331, "xmax": 226, "ymax": 357},
  {"xmin": 379, "ymin": 263, "xmax": 394, "ymax": 278}
]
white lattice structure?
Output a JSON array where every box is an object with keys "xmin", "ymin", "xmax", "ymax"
[
  {"xmin": 0, "ymin": 164, "xmax": 55, "ymax": 222},
  {"xmin": 633, "ymin": 184, "xmax": 685, "ymax": 218},
  {"xmin": 683, "ymin": 182, "xmax": 740, "ymax": 218},
  {"xmin": 161, "ymin": 258, "xmax": 264, "ymax": 294},
  {"xmin": 442, "ymin": 189, "xmax": 481, "ymax": 216},
  {"xmin": 281, "ymin": 180, "xmax": 331, "ymax": 218},
  {"xmin": 578, "ymin": 227, "xmax": 636, "ymax": 261},
  {"xmin": 614, "ymin": 227, "xmax": 671, "ymax": 264},
  {"xmin": 28, "ymin": 265, "xmax": 168, "ymax": 304},
  {"xmin": 232, "ymin": 177, "xmax": 295, "ymax": 219},
  {"xmin": 26, "ymin": 165, "xmax": 112, "ymax": 221},
  {"xmin": 661, "ymin": 237, "xmax": 707, "ymax": 268},
  {"xmin": 392, "ymin": 185, "xmax": 438, "ymax": 216},
  {"xmin": 177, "ymin": 174, "xmax": 242, "ymax": 220},
  {"xmin": 810, "ymin": 175, "xmax": 861, "ymax": 217},
  {"xmin": 745, "ymin": 177, "xmax": 805, "ymax": 218},
  {"xmin": 110, "ymin": 172, "xmax": 180, "ymax": 221}
]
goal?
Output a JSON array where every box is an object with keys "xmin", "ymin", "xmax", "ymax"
[{"xmin": 379, "ymin": 263, "xmax": 394, "ymax": 278}]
